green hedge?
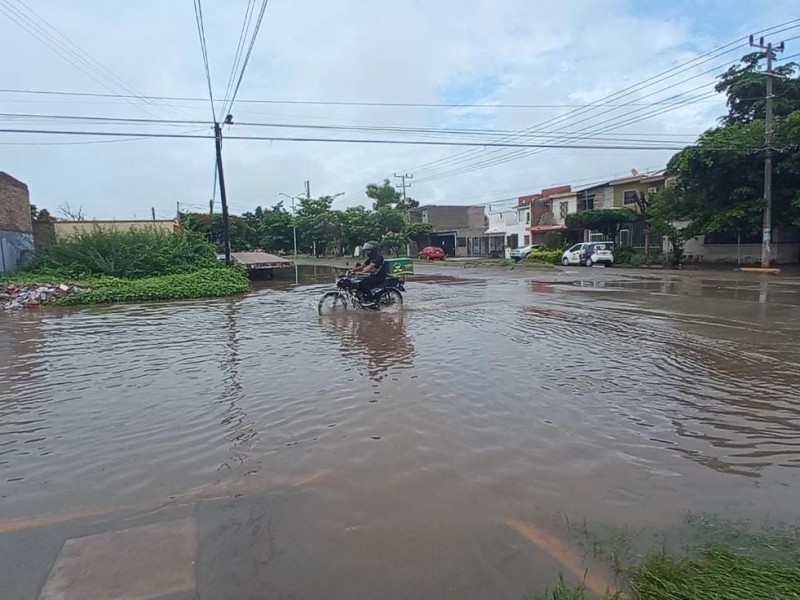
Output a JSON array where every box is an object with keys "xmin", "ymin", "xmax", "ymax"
[
  {"xmin": 57, "ymin": 268, "xmax": 250, "ymax": 306},
  {"xmin": 527, "ymin": 249, "xmax": 563, "ymax": 264}
]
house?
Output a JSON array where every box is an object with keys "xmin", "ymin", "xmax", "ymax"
[
  {"xmin": 0, "ymin": 172, "xmax": 34, "ymax": 273},
  {"xmin": 525, "ymin": 185, "xmax": 586, "ymax": 245},
  {"xmin": 407, "ymin": 205, "xmax": 488, "ymax": 257},
  {"xmin": 53, "ymin": 219, "xmax": 179, "ymax": 240},
  {"xmin": 607, "ymin": 171, "xmax": 667, "ymax": 250}
]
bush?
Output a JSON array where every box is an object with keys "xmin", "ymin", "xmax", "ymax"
[
  {"xmin": 31, "ymin": 227, "xmax": 220, "ymax": 279},
  {"xmin": 58, "ymin": 267, "xmax": 250, "ymax": 306},
  {"xmin": 614, "ymin": 245, "xmax": 636, "ymax": 265},
  {"xmin": 542, "ymin": 232, "xmax": 564, "ymax": 250},
  {"xmin": 528, "ymin": 249, "xmax": 563, "ymax": 264}
]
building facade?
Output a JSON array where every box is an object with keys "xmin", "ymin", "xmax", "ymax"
[
  {"xmin": 408, "ymin": 205, "xmax": 488, "ymax": 257},
  {"xmin": 0, "ymin": 172, "xmax": 34, "ymax": 273}
]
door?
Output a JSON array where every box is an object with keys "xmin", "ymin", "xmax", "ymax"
[{"xmin": 566, "ymin": 244, "xmax": 582, "ymax": 264}]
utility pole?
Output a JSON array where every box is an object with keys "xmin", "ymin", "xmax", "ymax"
[
  {"xmin": 750, "ymin": 34, "xmax": 785, "ymax": 267},
  {"xmin": 151, "ymin": 207, "xmax": 156, "ymax": 221},
  {"xmin": 176, "ymin": 201, "xmax": 181, "ymax": 217},
  {"xmin": 393, "ymin": 172, "xmax": 413, "ymax": 204},
  {"xmin": 214, "ymin": 116, "xmax": 233, "ymax": 266},
  {"xmin": 304, "ymin": 180, "xmax": 311, "ymax": 199}
]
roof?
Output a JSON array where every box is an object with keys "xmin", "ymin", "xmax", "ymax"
[
  {"xmin": 231, "ymin": 251, "xmax": 293, "ymax": 269},
  {"xmin": 549, "ymin": 190, "xmax": 577, "ymax": 199},
  {"xmin": 484, "ymin": 227, "xmax": 506, "ymax": 235}
]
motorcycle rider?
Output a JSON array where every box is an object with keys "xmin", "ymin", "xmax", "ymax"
[{"xmin": 353, "ymin": 240, "xmax": 387, "ymax": 305}]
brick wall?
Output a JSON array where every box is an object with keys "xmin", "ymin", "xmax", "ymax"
[{"xmin": 0, "ymin": 172, "xmax": 33, "ymax": 234}]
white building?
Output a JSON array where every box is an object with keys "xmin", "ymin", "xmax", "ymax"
[{"xmin": 484, "ymin": 204, "xmax": 532, "ymax": 258}]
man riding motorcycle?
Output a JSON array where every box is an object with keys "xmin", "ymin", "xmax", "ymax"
[{"xmin": 353, "ymin": 240, "xmax": 387, "ymax": 305}]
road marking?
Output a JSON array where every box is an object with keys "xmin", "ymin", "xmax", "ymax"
[
  {"xmin": 0, "ymin": 472, "xmax": 325, "ymax": 534},
  {"xmin": 505, "ymin": 518, "xmax": 616, "ymax": 598}
]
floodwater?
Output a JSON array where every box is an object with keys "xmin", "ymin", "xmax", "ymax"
[{"xmin": 1, "ymin": 265, "xmax": 799, "ymax": 599}]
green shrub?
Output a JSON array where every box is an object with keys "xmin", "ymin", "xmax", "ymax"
[
  {"xmin": 32, "ymin": 227, "xmax": 220, "ymax": 279},
  {"xmin": 57, "ymin": 267, "xmax": 250, "ymax": 306},
  {"xmin": 528, "ymin": 249, "xmax": 563, "ymax": 265},
  {"xmin": 629, "ymin": 254, "xmax": 646, "ymax": 267},
  {"xmin": 614, "ymin": 245, "xmax": 636, "ymax": 264},
  {"xmin": 542, "ymin": 231, "xmax": 564, "ymax": 250}
]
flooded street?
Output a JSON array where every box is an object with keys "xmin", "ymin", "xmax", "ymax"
[{"xmin": 2, "ymin": 265, "xmax": 800, "ymax": 599}]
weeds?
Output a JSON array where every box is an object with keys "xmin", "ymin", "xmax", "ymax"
[
  {"xmin": 31, "ymin": 227, "xmax": 219, "ymax": 278},
  {"xmin": 56, "ymin": 268, "xmax": 250, "ymax": 305}
]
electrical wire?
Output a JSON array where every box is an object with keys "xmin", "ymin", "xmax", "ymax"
[
  {"xmin": 406, "ymin": 18, "xmax": 800, "ymax": 179},
  {"xmin": 220, "ymin": 0, "xmax": 257, "ymax": 121},
  {"xmin": 192, "ymin": 0, "xmax": 216, "ymax": 120},
  {"xmin": 0, "ymin": 127, "xmax": 755, "ymax": 151},
  {"xmin": 225, "ymin": 0, "xmax": 270, "ymax": 116}
]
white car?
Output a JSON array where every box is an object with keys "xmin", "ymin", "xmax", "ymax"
[
  {"xmin": 561, "ymin": 242, "xmax": 614, "ymax": 267},
  {"xmin": 509, "ymin": 243, "xmax": 542, "ymax": 261}
]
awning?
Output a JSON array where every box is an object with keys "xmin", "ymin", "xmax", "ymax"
[
  {"xmin": 484, "ymin": 228, "xmax": 506, "ymax": 235},
  {"xmin": 528, "ymin": 225, "xmax": 567, "ymax": 232}
]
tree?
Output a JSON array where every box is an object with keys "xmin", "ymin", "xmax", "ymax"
[
  {"xmin": 57, "ymin": 203, "xmax": 84, "ymax": 221},
  {"xmin": 662, "ymin": 54, "xmax": 800, "ymax": 242},
  {"xmin": 341, "ymin": 206, "xmax": 376, "ymax": 254},
  {"xmin": 716, "ymin": 53, "xmax": 800, "ymax": 125},
  {"xmin": 373, "ymin": 206, "xmax": 406, "ymax": 235},
  {"xmin": 366, "ymin": 179, "xmax": 402, "ymax": 210},
  {"xmin": 404, "ymin": 222, "xmax": 432, "ymax": 247},
  {"xmin": 241, "ymin": 203, "xmax": 294, "ymax": 253},
  {"xmin": 565, "ymin": 208, "xmax": 638, "ymax": 242},
  {"xmin": 381, "ymin": 232, "xmax": 407, "ymax": 257}
]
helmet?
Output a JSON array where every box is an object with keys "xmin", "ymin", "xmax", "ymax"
[{"xmin": 362, "ymin": 240, "xmax": 380, "ymax": 255}]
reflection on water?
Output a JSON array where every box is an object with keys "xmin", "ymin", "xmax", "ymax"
[{"xmin": 320, "ymin": 312, "xmax": 415, "ymax": 382}]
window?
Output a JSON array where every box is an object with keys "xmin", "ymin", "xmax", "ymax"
[
  {"xmin": 526, "ymin": 211, "xmax": 531, "ymax": 224},
  {"xmin": 422, "ymin": 211, "xmax": 429, "ymax": 224},
  {"xmin": 619, "ymin": 229, "xmax": 631, "ymax": 246},
  {"xmin": 559, "ymin": 201, "xmax": 569, "ymax": 219},
  {"xmin": 648, "ymin": 187, "xmax": 658, "ymax": 195},
  {"xmin": 568, "ymin": 244, "xmax": 582, "ymax": 253},
  {"xmin": 623, "ymin": 190, "xmax": 638, "ymax": 205},
  {"xmin": 524, "ymin": 235, "xmax": 530, "ymax": 246}
]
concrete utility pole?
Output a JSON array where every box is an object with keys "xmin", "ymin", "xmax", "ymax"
[
  {"xmin": 304, "ymin": 180, "xmax": 311, "ymax": 199},
  {"xmin": 749, "ymin": 34, "xmax": 785, "ymax": 267},
  {"xmin": 393, "ymin": 172, "xmax": 413, "ymax": 203},
  {"xmin": 214, "ymin": 115, "xmax": 234, "ymax": 266},
  {"xmin": 151, "ymin": 207, "xmax": 156, "ymax": 221}
]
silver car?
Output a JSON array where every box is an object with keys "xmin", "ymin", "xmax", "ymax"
[{"xmin": 509, "ymin": 244, "xmax": 542, "ymax": 261}]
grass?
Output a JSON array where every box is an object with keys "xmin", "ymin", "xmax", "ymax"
[
  {"xmin": 541, "ymin": 514, "xmax": 800, "ymax": 600},
  {"xmin": 498, "ymin": 258, "xmax": 555, "ymax": 269},
  {"xmin": 3, "ymin": 267, "xmax": 250, "ymax": 306}
]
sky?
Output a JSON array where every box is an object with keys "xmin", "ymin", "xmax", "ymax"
[{"xmin": 0, "ymin": 0, "xmax": 798, "ymax": 219}]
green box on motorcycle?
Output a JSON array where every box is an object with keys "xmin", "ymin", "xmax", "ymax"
[{"xmin": 385, "ymin": 258, "xmax": 413, "ymax": 277}]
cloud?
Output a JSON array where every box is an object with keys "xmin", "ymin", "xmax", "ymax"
[{"xmin": 0, "ymin": 0, "xmax": 797, "ymax": 217}]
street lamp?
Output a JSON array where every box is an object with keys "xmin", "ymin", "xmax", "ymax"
[{"xmin": 278, "ymin": 191, "xmax": 304, "ymax": 285}]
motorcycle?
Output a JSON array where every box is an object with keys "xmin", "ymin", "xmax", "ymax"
[{"xmin": 317, "ymin": 270, "xmax": 404, "ymax": 314}]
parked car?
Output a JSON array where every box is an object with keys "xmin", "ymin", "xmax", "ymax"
[
  {"xmin": 561, "ymin": 242, "xmax": 614, "ymax": 267},
  {"xmin": 418, "ymin": 246, "xmax": 446, "ymax": 260},
  {"xmin": 509, "ymin": 244, "xmax": 542, "ymax": 261}
]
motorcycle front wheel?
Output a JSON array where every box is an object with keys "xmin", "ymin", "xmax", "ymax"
[{"xmin": 318, "ymin": 292, "xmax": 348, "ymax": 315}]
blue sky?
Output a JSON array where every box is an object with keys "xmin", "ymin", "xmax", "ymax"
[{"xmin": 0, "ymin": 0, "xmax": 797, "ymax": 217}]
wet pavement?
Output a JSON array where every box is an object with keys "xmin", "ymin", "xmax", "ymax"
[{"xmin": 1, "ymin": 264, "xmax": 798, "ymax": 599}]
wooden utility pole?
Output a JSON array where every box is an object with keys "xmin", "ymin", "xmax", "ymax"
[{"xmin": 749, "ymin": 34, "xmax": 785, "ymax": 267}]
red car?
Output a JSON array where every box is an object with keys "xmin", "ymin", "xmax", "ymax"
[{"xmin": 418, "ymin": 246, "xmax": 446, "ymax": 260}]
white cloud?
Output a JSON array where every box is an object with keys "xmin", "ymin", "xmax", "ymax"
[{"xmin": 0, "ymin": 0, "xmax": 797, "ymax": 217}]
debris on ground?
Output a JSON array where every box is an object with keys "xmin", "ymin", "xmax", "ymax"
[{"xmin": 1, "ymin": 282, "xmax": 84, "ymax": 309}]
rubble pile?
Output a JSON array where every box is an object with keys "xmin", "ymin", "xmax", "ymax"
[{"xmin": 2, "ymin": 283, "xmax": 84, "ymax": 309}]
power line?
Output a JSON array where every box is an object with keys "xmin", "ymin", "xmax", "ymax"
[
  {"xmin": 407, "ymin": 18, "xmax": 800, "ymax": 179},
  {"xmin": 220, "ymin": 0, "xmax": 257, "ymax": 120},
  {"xmin": 225, "ymin": 0, "xmax": 270, "ymax": 116},
  {"xmin": 192, "ymin": 0, "xmax": 215, "ymax": 120},
  {"xmin": 0, "ymin": 127, "xmax": 754, "ymax": 151},
  {"xmin": 0, "ymin": 87, "xmax": 734, "ymax": 108}
]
